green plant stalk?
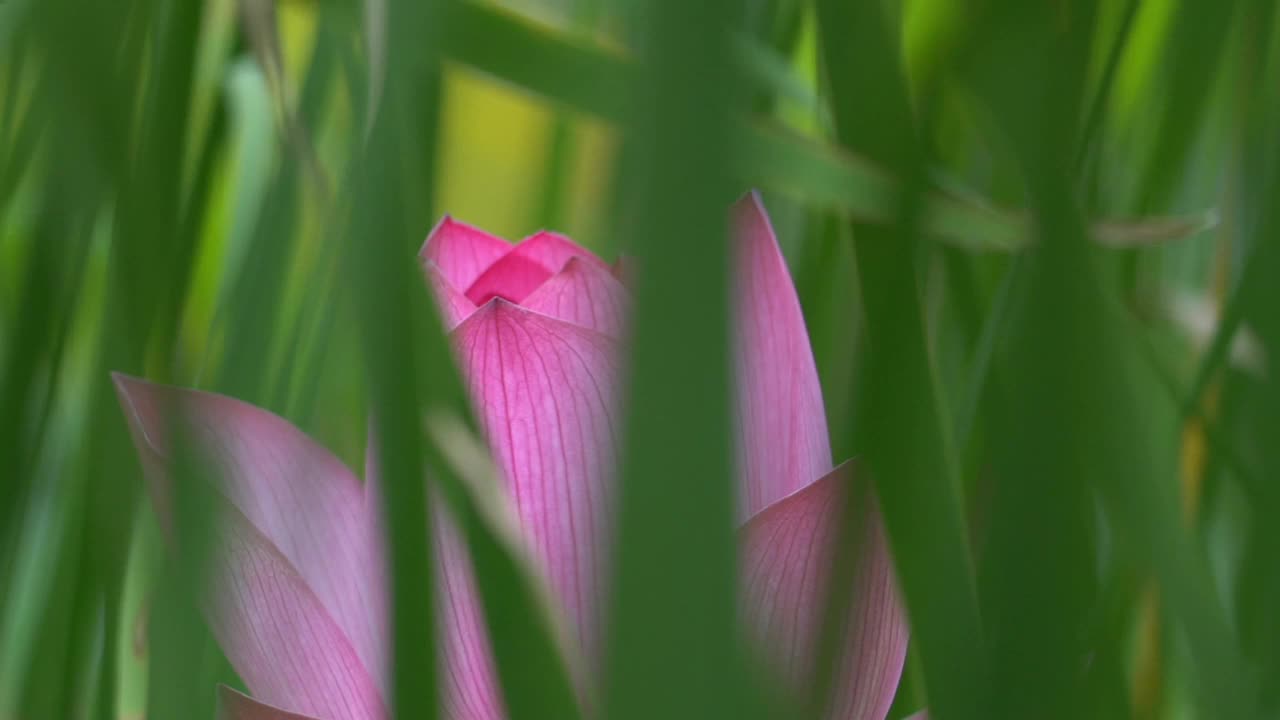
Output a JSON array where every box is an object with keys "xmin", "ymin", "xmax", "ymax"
[
  {"xmin": 814, "ymin": 1, "xmax": 988, "ymax": 719},
  {"xmin": 603, "ymin": 0, "xmax": 744, "ymax": 719}
]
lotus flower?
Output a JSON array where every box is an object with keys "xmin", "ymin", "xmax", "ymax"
[{"xmin": 114, "ymin": 194, "xmax": 908, "ymax": 720}]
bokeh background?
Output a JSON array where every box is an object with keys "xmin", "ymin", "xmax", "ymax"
[{"xmin": 2, "ymin": 0, "xmax": 1279, "ymax": 718}]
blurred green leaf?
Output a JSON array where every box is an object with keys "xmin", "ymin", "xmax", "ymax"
[
  {"xmin": 4, "ymin": 2, "xmax": 1279, "ymax": 720},
  {"xmin": 960, "ymin": 2, "xmax": 1255, "ymax": 717},
  {"xmin": 1139, "ymin": 0, "xmax": 1241, "ymax": 209},
  {"xmin": 346, "ymin": 0, "xmax": 440, "ymax": 716},
  {"xmin": 439, "ymin": 0, "xmax": 1212, "ymax": 253},
  {"xmin": 813, "ymin": 3, "xmax": 988, "ymax": 720},
  {"xmin": 603, "ymin": 2, "xmax": 744, "ymax": 720}
]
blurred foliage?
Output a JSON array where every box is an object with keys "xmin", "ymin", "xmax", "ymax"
[{"xmin": 2, "ymin": 0, "xmax": 1279, "ymax": 718}]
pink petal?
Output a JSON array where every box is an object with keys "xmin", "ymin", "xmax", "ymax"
[
  {"xmin": 420, "ymin": 216, "xmax": 512, "ymax": 290},
  {"xmin": 217, "ymin": 685, "xmax": 322, "ymax": 720},
  {"xmin": 740, "ymin": 463, "xmax": 908, "ymax": 720},
  {"xmin": 521, "ymin": 256, "xmax": 631, "ymax": 337},
  {"xmin": 364, "ymin": 451, "xmax": 506, "ymax": 720},
  {"xmin": 207, "ymin": 505, "xmax": 385, "ymax": 719},
  {"xmin": 733, "ymin": 192, "xmax": 832, "ymax": 519},
  {"xmin": 436, "ymin": 510, "xmax": 507, "ymax": 720},
  {"xmin": 508, "ymin": 230, "xmax": 609, "ymax": 276},
  {"xmin": 361, "ymin": 427, "xmax": 505, "ymax": 720},
  {"xmin": 464, "ymin": 231, "xmax": 611, "ymax": 306},
  {"xmin": 465, "ymin": 252, "xmax": 557, "ymax": 305},
  {"xmin": 113, "ymin": 375, "xmax": 387, "ymax": 703},
  {"xmin": 423, "ymin": 261, "xmax": 478, "ymax": 329},
  {"xmin": 449, "ymin": 299, "xmax": 619, "ymax": 678}
]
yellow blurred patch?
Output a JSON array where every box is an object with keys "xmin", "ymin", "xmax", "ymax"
[
  {"xmin": 437, "ymin": 65, "xmax": 555, "ymax": 239},
  {"xmin": 563, "ymin": 114, "xmax": 616, "ymax": 248},
  {"xmin": 436, "ymin": 65, "xmax": 616, "ymax": 246},
  {"xmin": 279, "ymin": 1, "xmax": 319, "ymax": 106}
]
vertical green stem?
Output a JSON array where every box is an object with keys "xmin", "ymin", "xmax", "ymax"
[
  {"xmin": 604, "ymin": 0, "xmax": 745, "ymax": 719},
  {"xmin": 349, "ymin": 1, "xmax": 444, "ymax": 718},
  {"xmin": 815, "ymin": 1, "xmax": 988, "ymax": 718}
]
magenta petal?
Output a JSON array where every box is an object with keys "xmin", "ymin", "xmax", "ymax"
[
  {"xmin": 207, "ymin": 507, "xmax": 385, "ymax": 719},
  {"xmin": 363, "ymin": 451, "xmax": 506, "ymax": 720},
  {"xmin": 362, "ymin": 431, "xmax": 504, "ymax": 720},
  {"xmin": 217, "ymin": 685, "xmax": 323, "ymax": 720},
  {"xmin": 733, "ymin": 193, "xmax": 832, "ymax": 519},
  {"xmin": 465, "ymin": 252, "xmax": 556, "ymax": 305},
  {"xmin": 740, "ymin": 464, "xmax": 908, "ymax": 720},
  {"xmin": 436, "ymin": 510, "xmax": 507, "ymax": 720},
  {"xmin": 113, "ymin": 375, "xmax": 387, "ymax": 705},
  {"xmin": 522, "ymin": 256, "xmax": 631, "ymax": 337},
  {"xmin": 464, "ymin": 231, "xmax": 611, "ymax": 305},
  {"xmin": 450, "ymin": 300, "xmax": 619, "ymax": 668},
  {"xmin": 423, "ymin": 261, "xmax": 478, "ymax": 329},
  {"xmin": 509, "ymin": 230, "xmax": 609, "ymax": 275},
  {"xmin": 421, "ymin": 216, "xmax": 513, "ymax": 290}
]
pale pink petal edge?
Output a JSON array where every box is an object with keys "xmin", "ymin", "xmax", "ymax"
[{"xmin": 217, "ymin": 685, "xmax": 322, "ymax": 720}]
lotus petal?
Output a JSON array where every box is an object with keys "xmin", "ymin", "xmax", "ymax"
[
  {"xmin": 217, "ymin": 685, "xmax": 322, "ymax": 720},
  {"xmin": 205, "ymin": 501, "xmax": 384, "ymax": 719},
  {"xmin": 465, "ymin": 231, "xmax": 609, "ymax": 305},
  {"xmin": 733, "ymin": 192, "xmax": 832, "ymax": 519},
  {"xmin": 522, "ymin": 256, "xmax": 630, "ymax": 337},
  {"xmin": 362, "ymin": 440, "xmax": 505, "ymax": 720},
  {"xmin": 507, "ymin": 230, "xmax": 609, "ymax": 278},
  {"xmin": 423, "ymin": 261, "xmax": 478, "ymax": 329},
  {"xmin": 450, "ymin": 299, "xmax": 619, "ymax": 669},
  {"xmin": 740, "ymin": 463, "xmax": 907, "ymax": 720},
  {"xmin": 465, "ymin": 252, "xmax": 557, "ymax": 305},
  {"xmin": 113, "ymin": 375, "xmax": 386, "ymax": 704},
  {"xmin": 421, "ymin": 216, "xmax": 512, "ymax": 290},
  {"xmin": 436, "ymin": 510, "xmax": 508, "ymax": 720}
]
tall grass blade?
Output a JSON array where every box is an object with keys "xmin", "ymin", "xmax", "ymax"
[
  {"xmin": 815, "ymin": 1, "xmax": 988, "ymax": 718},
  {"xmin": 603, "ymin": 1, "xmax": 744, "ymax": 719}
]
